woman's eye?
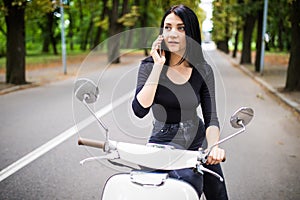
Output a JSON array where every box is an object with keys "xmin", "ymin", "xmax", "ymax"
[
  {"xmin": 164, "ymin": 26, "xmax": 171, "ymax": 30},
  {"xmin": 178, "ymin": 26, "xmax": 185, "ymax": 31}
]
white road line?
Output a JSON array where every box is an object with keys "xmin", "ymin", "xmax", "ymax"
[{"xmin": 0, "ymin": 91, "xmax": 134, "ymax": 182}]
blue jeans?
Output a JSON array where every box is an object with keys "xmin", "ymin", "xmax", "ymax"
[
  {"xmin": 149, "ymin": 118, "xmax": 228, "ymax": 199},
  {"xmin": 149, "ymin": 117, "xmax": 204, "ymax": 150}
]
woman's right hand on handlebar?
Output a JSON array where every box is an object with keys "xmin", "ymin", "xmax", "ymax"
[{"xmin": 150, "ymin": 35, "xmax": 166, "ymax": 65}]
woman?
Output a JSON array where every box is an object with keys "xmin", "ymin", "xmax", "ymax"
[{"xmin": 132, "ymin": 5, "xmax": 228, "ymax": 199}]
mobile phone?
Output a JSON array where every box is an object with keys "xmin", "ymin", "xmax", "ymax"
[
  {"xmin": 157, "ymin": 34, "xmax": 163, "ymax": 57},
  {"xmin": 158, "ymin": 44, "xmax": 161, "ymax": 57}
]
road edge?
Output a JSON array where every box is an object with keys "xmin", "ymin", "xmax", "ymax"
[{"xmin": 221, "ymin": 51, "xmax": 300, "ymax": 115}]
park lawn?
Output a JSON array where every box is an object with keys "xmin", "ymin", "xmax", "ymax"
[{"xmin": 0, "ymin": 51, "xmax": 89, "ymax": 73}]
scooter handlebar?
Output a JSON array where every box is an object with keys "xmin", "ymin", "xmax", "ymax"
[{"xmin": 78, "ymin": 137, "xmax": 105, "ymax": 149}]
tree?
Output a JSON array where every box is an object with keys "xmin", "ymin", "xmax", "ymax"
[
  {"xmin": 4, "ymin": 0, "xmax": 26, "ymax": 84},
  {"xmin": 107, "ymin": 0, "xmax": 127, "ymax": 64},
  {"xmin": 285, "ymin": 0, "xmax": 300, "ymax": 91},
  {"xmin": 3, "ymin": 0, "xmax": 54, "ymax": 85},
  {"xmin": 137, "ymin": 0, "xmax": 151, "ymax": 56},
  {"xmin": 240, "ymin": 0, "xmax": 257, "ymax": 64},
  {"xmin": 40, "ymin": 11, "xmax": 58, "ymax": 55},
  {"xmin": 66, "ymin": 4, "xmax": 75, "ymax": 51},
  {"xmin": 76, "ymin": 0, "xmax": 100, "ymax": 51},
  {"xmin": 107, "ymin": 0, "xmax": 141, "ymax": 63},
  {"xmin": 92, "ymin": 0, "xmax": 109, "ymax": 49},
  {"xmin": 267, "ymin": 0, "xmax": 291, "ymax": 51},
  {"xmin": 254, "ymin": 1, "xmax": 263, "ymax": 72},
  {"xmin": 224, "ymin": 0, "xmax": 243, "ymax": 58},
  {"xmin": 212, "ymin": 0, "xmax": 232, "ymax": 54}
]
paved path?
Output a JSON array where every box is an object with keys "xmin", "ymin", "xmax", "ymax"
[
  {"xmin": 230, "ymin": 50, "xmax": 300, "ymax": 114},
  {"xmin": 203, "ymin": 46, "xmax": 300, "ymax": 199}
]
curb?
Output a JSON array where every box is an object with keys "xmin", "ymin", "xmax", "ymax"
[
  {"xmin": 225, "ymin": 52, "xmax": 300, "ymax": 115},
  {"xmin": 0, "ymin": 83, "xmax": 40, "ymax": 95}
]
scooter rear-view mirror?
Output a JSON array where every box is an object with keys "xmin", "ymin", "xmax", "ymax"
[
  {"xmin": 230, "ymin": 107, "xmax": 254, "ymax": 128},
  {"xmin": 74, "ymin": 78, "xmax": 99, "ymax": 104}
]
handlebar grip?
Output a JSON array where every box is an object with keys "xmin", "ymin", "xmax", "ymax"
[{"xmin": 78, "ymin": 138, "xmax": 105, "ymax": 149}]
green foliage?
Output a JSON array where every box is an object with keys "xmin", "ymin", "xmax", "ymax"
[
  {"xmin": 0, "ymin": 0, "xmax": 208, "ymax": 57},
  {"xmin": 213, "ymin": 0, "xmax": 261, "ymax": 42},
  {"xmin": 94, "ymin": 16, "xmax": 109, "ymax": 31},
  {"xmin": 169, "ymin": 0, "xmax": 199, "ymax": 10},
  {"xmin": 0, "ymin": 7, "xmax": 6, "ymax": 56},
  {"xmin": 118, "ymin": 6, "xmax": 140, "ymax": 27},
  {"xmin": 212, "ymin": 0, "xmax": 229, "ymax": 41},
  {"xmin": 145, "ymin": 1, "xmax": 164, "ymax": 27},
  {"xmin": 212, "ymin": 0, "xmax": 292, "ymax": 52},
  {"xmin": 266, "ymin": 0, "xmax": 292, "ymax": 51},
  {"xmin": 26, "ymin": 0, "xmax": 55, "ymax": 19}
]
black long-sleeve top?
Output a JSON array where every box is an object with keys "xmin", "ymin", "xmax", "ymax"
[{"xmin": 132, "ymin": 57, "xmax": 219, "ymax": 129}]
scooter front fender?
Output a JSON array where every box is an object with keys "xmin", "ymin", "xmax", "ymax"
[{"xmin": 101, "ymin": 173, "xmax": 199, "ymax": 200}]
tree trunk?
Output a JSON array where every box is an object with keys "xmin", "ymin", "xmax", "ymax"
[
  {"xmin": 233, "ymin": 0, "xmax": 243, "ymax": 58},
  {"xmin": 216, "ymin": 41, "xmax": 229, "ymax": 54},
  {"xmin": 255, "ymin": 7, "xmax": 263, "ymax": 72},
  {"xmin": 67, "ymin": 9, "xmax": 74, "ymax": 51},
  {"xmin": 140, "ymin": 0, "xmax": 149, "ymax": 56},
  {"xmin": 81, "ymin": 17, "xmax": 94, "ymax": 51},
  {"xmin": 107, "ymin": 0, "xmax": 128, "ymax": 64},
  {"xmin": 278, "ymin": 18, "xmax": 284, "ymax": 51},
  {"xmin": 42, "ymin": 12, "xmax": 58, "ymax": 55},
  {"xmin": 41, "ymin": 14, "xmax": 51, "ymax": 53},
  {"xmin": 51, "ymin": 33, "xmax": 58, "ymax": 55},
  {"xmin": 240, "ymin": 11, "xmax": 256, "ymax": 64},
  {"xmin": 232, "ymin": 29, "xmax": 239, "ymax": 58},
  {"xmin": 4, "ymin": 1, "xmax": 26, "ymax": 84},
  {"xmin": 285, "ymin": 0, "xmax": 300, "ymax": 91},
  {"xmin": 216, "ymin": 20, "xmax": 229, "ymax": 53},
  {"xmin": 42, "ymin": 28, "xmax": 50, "ymax": 53},
  {"xmin": 224, "ymin": 1, "xmax": 230, "ymax": 54},
  {"xmin": 78, "ymin": 0, "xmax": 86, "ymax": 51},
  {"xmin": 108, "ymin": 0, "xmax": 120, "ymax": 63},
  {"xmin": 93, "ymin": 0, "xmax": 109, "ymax": 49}
]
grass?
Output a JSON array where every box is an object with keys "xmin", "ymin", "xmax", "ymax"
[
  {"xmin": 0, "ymin": 48, "xmax": 147, "ymax": 71},
  {"xmin": 0, "ymin": 50, "xmax": 89, "ymax": 71}
]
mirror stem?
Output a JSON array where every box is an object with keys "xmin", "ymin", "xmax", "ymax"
[{"xmin": 83, "ymin": 95, "xmax": 109, "ymax": 140}]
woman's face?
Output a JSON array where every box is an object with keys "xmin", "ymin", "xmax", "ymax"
[{"xmin": 163, "ymin": 12, "xmax": 186, "ymax": 55}]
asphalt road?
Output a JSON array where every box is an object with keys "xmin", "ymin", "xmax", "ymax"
[{"xmin": 0, "ymin": 46, "xmax": 299, "ymax": 200}]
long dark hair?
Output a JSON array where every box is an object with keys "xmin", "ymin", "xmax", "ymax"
[{"xmin": 159, "ymin": 5, "xmax": 203, "ymax": 67}]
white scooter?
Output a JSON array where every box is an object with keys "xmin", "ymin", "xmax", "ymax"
[{"xmin": 74, "ymin": 78, "xmax": 254, "ymax": 200}]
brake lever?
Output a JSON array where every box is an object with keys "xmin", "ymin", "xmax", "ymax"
[
  {"xmin": 196, "ymin": 148, "xmax": 226, "ymax": 182},
  {"xmin": 196, "ymin": 164, "xmax": 224, "ymax": 182},
  {"xmin": 79, "ymin": 151, "xmax": 119, "ymax": 165}
]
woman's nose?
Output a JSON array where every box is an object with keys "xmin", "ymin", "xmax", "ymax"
[{"xmin": 169, "ymin": 29, "xmax": 178, "ymax": 38}]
